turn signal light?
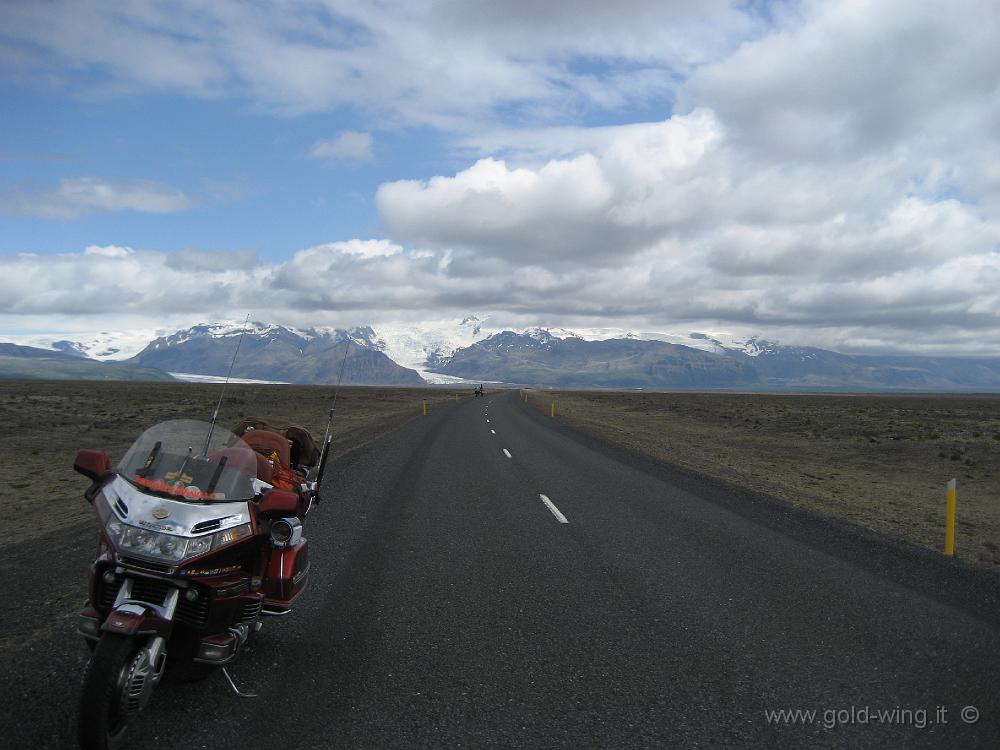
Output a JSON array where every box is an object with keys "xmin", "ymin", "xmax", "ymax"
[
  {"xmin": 78, "ymin": 614, "xmax": 101, "ymax": 639},
  {"xmin": 216, "ymin": 525, "xmax": 252, "ymax": 546}
]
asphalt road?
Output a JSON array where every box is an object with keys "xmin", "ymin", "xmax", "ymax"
[{"xmin": 4, "ymin": 390, "xmax": 1000, "ymax": 747}]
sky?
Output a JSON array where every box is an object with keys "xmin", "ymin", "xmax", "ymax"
[{"xmin": 2, "ymin": 0, "xmax": 1000, "ymax": 355}]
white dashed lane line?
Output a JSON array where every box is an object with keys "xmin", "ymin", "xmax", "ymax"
[
  {"xmin": 539, "ymin": 494, "xmax": 569, "ymax": 524},
  {"xmin": 490, "ymin": 429, "xmax": 496, "ymax": 434},
  {"xmin": 502, "ymin": 448, "xmax": 512, "ymax": 458}
]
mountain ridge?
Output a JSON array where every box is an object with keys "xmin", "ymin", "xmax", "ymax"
[
  {"xmin": 126, "ymin": 322, "xmax": 423, "ymax": 386},
  {"xmin": 9, "ymin": 321, "xmax": 1000, "ymax": 391},
  {"xmin": 427, "ymin": 329, "xmax": 1000, "ymax": 392},
  {"xmin": 0, "ymin": 343, "xmax": 175, "ymax": 382}
]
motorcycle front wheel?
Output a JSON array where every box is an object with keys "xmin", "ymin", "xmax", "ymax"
[{"xmin": 78, "ymin": 633, "xmax": 141, "ymax": 750}]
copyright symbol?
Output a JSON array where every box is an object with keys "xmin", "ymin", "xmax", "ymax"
[{"xmin": 961, "ymin": 706, "xmax": 980, "ymax": 724}]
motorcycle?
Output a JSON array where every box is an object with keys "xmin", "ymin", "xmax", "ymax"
[{"xmin": 73, "ymin": 418, "xmax": 318, "ymax": 749}]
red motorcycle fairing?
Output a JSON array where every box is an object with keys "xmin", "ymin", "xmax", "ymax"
[
  {"xmin": 74, "ymin": 419, "xmax": 321, "ymax": 749},
  {"xmin": 84, "ymin": 470, "xmax": 117, "ymax": 504},
  {"xmin": 263, "ymin": 538, "xmax": 310, "ymax": 606},
  {"xmin": 102, "ymin": 604, "xmax": 172, "ymax": 637},
  {"xmin": 91, "ymin": 561, "xmax": 264, "ymax": 637}
]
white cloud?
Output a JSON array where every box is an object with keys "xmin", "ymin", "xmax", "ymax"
[
  {"xmin": 4, "ymin": 1, "xmax": 1000, "ymax": 356},
  {"xmin": 683, "ymin": 0, "xmax": 1000, "ymax": 162},
  {"xmin": 377, "ymin": 109, "xmax": 725, "ymax": 262},
  {"xmin": 0, "ymin": 1, "xmax": 756, "ymax": 124},
  {"xmin": 309, "ymin": 132, "xmax": 374, "ymax": 164},
  {"xmin": 357, "ymin": 0, "xmax": 1000, "ymax": 353},
  {"xmin": 0, "ymin": 177, "xmax": 193, "ymax": 219},
  {"xmin": 0, "ymin": 247, "xmax": 264, "ymax": 317},
  {"xmin": 84, "ymin": 244, "xmax": 134, "ymax": 258},
  {"xmin": 378, "ymin": 153, "xmax": 622, "ymax": 261},
  {"xmin": 164, "ymin": 248, "xmax": 260, "ymax": 272},
  {"xmin": 304, "ymin": 239, "xmax": 401, "ymax": 258},
  {"xmin": 3, "ymin": 192, "xmax": 1000, "ymax": 355}
]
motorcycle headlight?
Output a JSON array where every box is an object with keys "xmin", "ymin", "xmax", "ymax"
[
  {"xmin": 185, "ymin": 535, "xmax": 213, "ymax": 557},
  {"xmin": 104, "ymin": 517, "xmax": 253, "ymax": 564},
  {"xmin": 118, "ymin": 525, "xmax": 188, "ymax": 562},
  {"xmin": 106, "ymin": 518, "xmax": 125, "ymax": 544}
]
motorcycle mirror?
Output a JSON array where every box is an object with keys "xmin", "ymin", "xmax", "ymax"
[
  {"xmin": 74, "ymin": 449, "xmax": 111, "ymax": 482},
  {"xmin": 258, "ymin": 488, "xmax": 301, "ymax": 517}
]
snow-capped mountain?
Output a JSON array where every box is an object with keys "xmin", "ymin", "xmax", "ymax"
[
  {"xmin": 399, "ymin": 321, "xmax": 771, "ymax": 373},
  {"xmin": 128, "ymin": 322, "xmax": 423, "ymax": 386},
  {"xmin": 149, "ymin": 321, "xmax": 386, "ymax": 351},
  {"xmin": 2, "ymin": 316, "xmax": 752, "ymax": 372},
  {"xmin": 371, "ymin": 316, "xmax": 494, "ymax": 383},
  {"xmin": 0, "ymin": 329, "xmax": 165, "ymax": 361},
  {"xmin": 428, "ymin": 328, "xmax": 1000, "ymax": 391},
  {"xmin": 431, "ymin": 329, "xmax": 759, "ymax": 388},
  {"xmin": 12, "ymin": 317, "xmax": 1000, "ymax": 391}
]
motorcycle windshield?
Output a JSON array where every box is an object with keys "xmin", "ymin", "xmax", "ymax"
[{"xmin": 117, "ymin": 419, "xmax": 258, "ymax": 502}]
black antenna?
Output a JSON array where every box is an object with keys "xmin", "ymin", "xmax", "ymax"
[
  {"xmin": 203, "ymin": 314, "xmax": 252, "ymax": 456},
  {"xmin": 316, "ymin": 333, "xmax": 352, "ymax": 490}
]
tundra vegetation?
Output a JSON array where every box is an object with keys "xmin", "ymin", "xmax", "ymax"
[
  {"xmin": 526, "ymin": 390, "xmax": 1000, "ymax": 571},
  {"xmin": 0, "ymin": 380, "xmax": 463, "ymax": 547}
]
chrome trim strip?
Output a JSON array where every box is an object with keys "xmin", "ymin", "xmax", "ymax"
[
  {"xmin": 113, "ymin": 578, "xmax": 180, "ymax": 621},
  {"xmin": 261, "ymin": 606, "xmax": 292, "ymax": 616},
  {"xmin": 106, "ymin": 476, "xmax": 251, "ymax": 538},
  {"xmin": 113, "ymin": 578, "xmax": 134, "ymax": 607}
]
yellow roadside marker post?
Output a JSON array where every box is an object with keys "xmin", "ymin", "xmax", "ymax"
[
  {"xmin": 422, "ymin": 400, "xmax": 427, "ymax": 416},
  {"xmin": 551, "ymin": 402, "xmax": 556, "ymax": 418},
  {"xmin": 945, "ymin": 478, "xmax": 957, "ymax": 556}
]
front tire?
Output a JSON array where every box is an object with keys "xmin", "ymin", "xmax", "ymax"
[{"xmin": 78, "ymin": 634, "xmax": 140, "ymax": 750}]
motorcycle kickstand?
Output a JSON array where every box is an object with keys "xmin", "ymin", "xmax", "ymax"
[{"xmin": 221, "ymin": 667, "xmax": 258, "ymax": 699}]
